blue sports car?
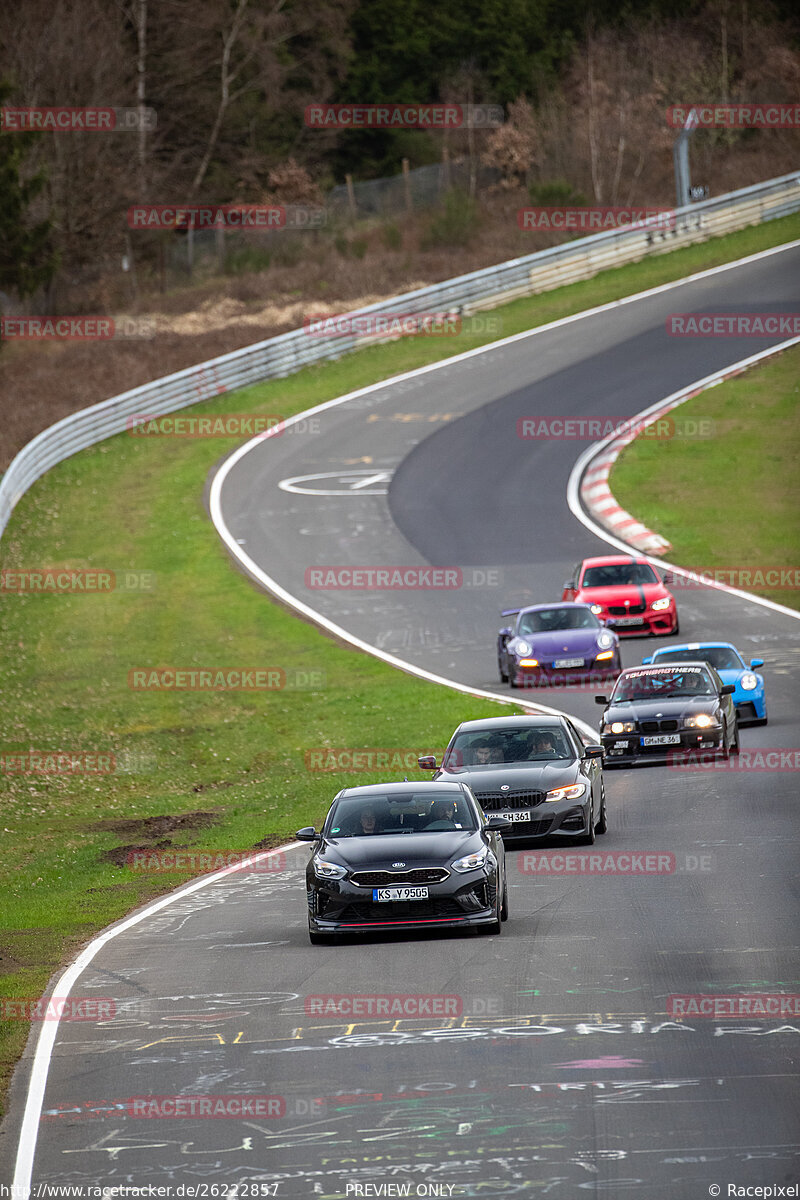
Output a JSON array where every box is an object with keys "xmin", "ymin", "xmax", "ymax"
[
  {"xmin": 642, "ymin": 642, "xmax": 766, "ymax": 724},
  {"xmin": 498, "ymin": 602, "xmax": 621, "ymax": 687}
]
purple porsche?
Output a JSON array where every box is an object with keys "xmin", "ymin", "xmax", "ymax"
[{"xmin": 497, "ymin": 602, "xmax": 622, "ymax": 688}]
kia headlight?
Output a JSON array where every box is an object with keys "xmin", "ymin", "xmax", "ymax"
[
  {"xmin": 452, "ymin": 846, "xmax": 489, "ymax": 873},
  {"xmin": 545, "ymin": 783, "xmax": 587, "ymax": 802},
  {"xmin": 651, "ymin": 597, "xmax": 671, "ymax": 611},
  {"xmin": 314, "ymin": 859, "xmax": 347, "ymax": 879},
  {"xmin": 740, "ymin": 673, "xmax": 758, "ymax": 690}
]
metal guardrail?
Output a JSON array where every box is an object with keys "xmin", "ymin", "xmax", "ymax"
[{"xmin": 1, "ymin": 171, "xmax": 799, "ymax": 540}]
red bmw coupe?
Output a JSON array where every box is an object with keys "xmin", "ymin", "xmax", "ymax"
[{"xmin": 562, "ymin": 555, "xmax": 679, "ymax": 636}]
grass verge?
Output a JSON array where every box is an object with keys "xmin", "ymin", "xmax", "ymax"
[
  {"xmin": 0, "ymin": 212, "xmax": 798, "ymax": 1115},
  {"xmin": 612, "ymin": 342, "xmax": 800, "ymax": 610}
]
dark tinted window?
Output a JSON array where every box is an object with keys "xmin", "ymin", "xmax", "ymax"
[
  {"xmin": 444, "ymin": 726, "xmax": 575, "ymax": 766},
  {"xmin": 582, "ymin": 563, "xmax": 658, "ymax": 587},
  {"xmin": 327, "ymin": 791, "xmax": 477, "ymax": 835}
]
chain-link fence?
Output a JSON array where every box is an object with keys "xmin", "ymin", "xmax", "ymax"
[{"xmin": 329, "ymin": 159, "xmax": 500, "ymax": 218}]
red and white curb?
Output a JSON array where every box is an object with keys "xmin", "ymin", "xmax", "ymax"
[{"xmin": 579, "ymin": 338, "xmax": 800, "ymax": 557}]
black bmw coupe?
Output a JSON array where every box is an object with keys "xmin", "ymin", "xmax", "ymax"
[
  {"xmin": 596, "ymin": 661, "xmax": 739, "ymax": 764},
  {"xmin": 296, "ymin": 781, "xmax": 510, "ymax": 944}
]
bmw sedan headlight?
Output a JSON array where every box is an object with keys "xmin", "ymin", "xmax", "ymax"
[
  {"xmin": 740, "ymin": 673, "xmax": 758, "ymax": 690},
  {"xmin": 590, "ymin": 604, "xmax": 603, "ymax": 614},
  {"xmin": 314, "ymin": 859, "xmax": 347, "ymax": 879},
  {"xmin": 651, "ymin": 597, "xmax": 671, "ymax": 611},
  {"xmin": 684, "ymin": 714, "xmax": 716, "ymax": 729},
  {"xmin": 514, "ymin": 640, "xmax": 532, "ymax": 657},
  {"xmin": 451, "ymin": 846, "xmax": 489, "ymax": 873},
  {"xmin": 604, "ymin": 721, "xmax": 635, "ymax": 734},
  {"xmin": 545, "ymin": 783, "xmax": 587, "ymax": 802}
]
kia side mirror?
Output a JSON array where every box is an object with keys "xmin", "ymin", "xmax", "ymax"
[
  {"xmin": 595, "ymin": 695, "xmax": 608, "ymax": 705},
  {"xmin": 583, "ymin": 744, "xmax": 604, "ymax": 758},
  {"xmin": 418, "ymin": 756, "xmax": 437, "ymax": 770},
  {"xmin": 720, "ymin": 684, "xmax": 735, "ymax": 695},
  {"xmin": 295, "ymin": 827, "xmax": 319, "ymax": 841}
]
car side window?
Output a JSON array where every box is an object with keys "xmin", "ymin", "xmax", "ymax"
[{"xmin": 572, "ymin": 563, "xmax": 582, "ymax": 587}]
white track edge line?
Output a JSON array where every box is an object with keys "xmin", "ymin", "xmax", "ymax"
[
  {"xmin": 567, "ymin": 337, "xmax": 800, "ymax": 620},
  {"xmin": 12, "ymin": 844, "xmax": 299, "ymax": 1190},
  {"xmin": 13, "ymin": 237, "xmax": 800, "ymax": 1192}
]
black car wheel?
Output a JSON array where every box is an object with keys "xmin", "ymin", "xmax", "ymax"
[
  {"xmin": 582, "ymin": 803, "xmax": 596, "ymax": 845},
  {"xmin": 721, "ymin": 721, "xmax": 732, "ymax": 760},
  {"xmin": 595, "ymin": 781, "xmax": 608, "ymax": 834}
]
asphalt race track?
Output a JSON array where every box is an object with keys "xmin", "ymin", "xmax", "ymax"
[{"xmin": 5, "ymin": 246, "xmax": 800, "ymax": 1198}]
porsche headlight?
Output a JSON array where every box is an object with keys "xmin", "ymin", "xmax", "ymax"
[
  {"xmin": 684, "ymin": 713, "xmax": 716, "ymax": 729},
  {"xmin": 595, "ymin": 650, "xmax": 614, "ymax": 661},
  {"xmin": 519, "ymin": 658, "xmax": 539, "ymax": 667},
  {"xmin": 651, "ymin": 597, "xmax": 671, "ymax": 611},
  {"xmin": 452, "ymin": 846, "xmax": 489, "ymax": 873},
  {"xmin": 597, "ymin": 632, "xmax": 614, "ymax": 649},
  {"xmin": 545, "ymin": 783, "xmax": 587, "ymax": 802},
  {"xmin": 604, "ymin": 721, "xmax": 635, "ymax": 734},
  {"xmin": 740, "ymin": 673, "xmax": 758, "ymax": 690},
  {"xmin": 514, "ymin": 640, "xmax": 532, "ymax": 657},
  {"xmin": 314, "ymin": 859, "xmax": 347, "ymax": 879}
]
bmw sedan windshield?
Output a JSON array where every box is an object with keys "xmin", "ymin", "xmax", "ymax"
[{"xmin": 444, "ymin": 726, "xmax": 575, "ymax": 767}]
